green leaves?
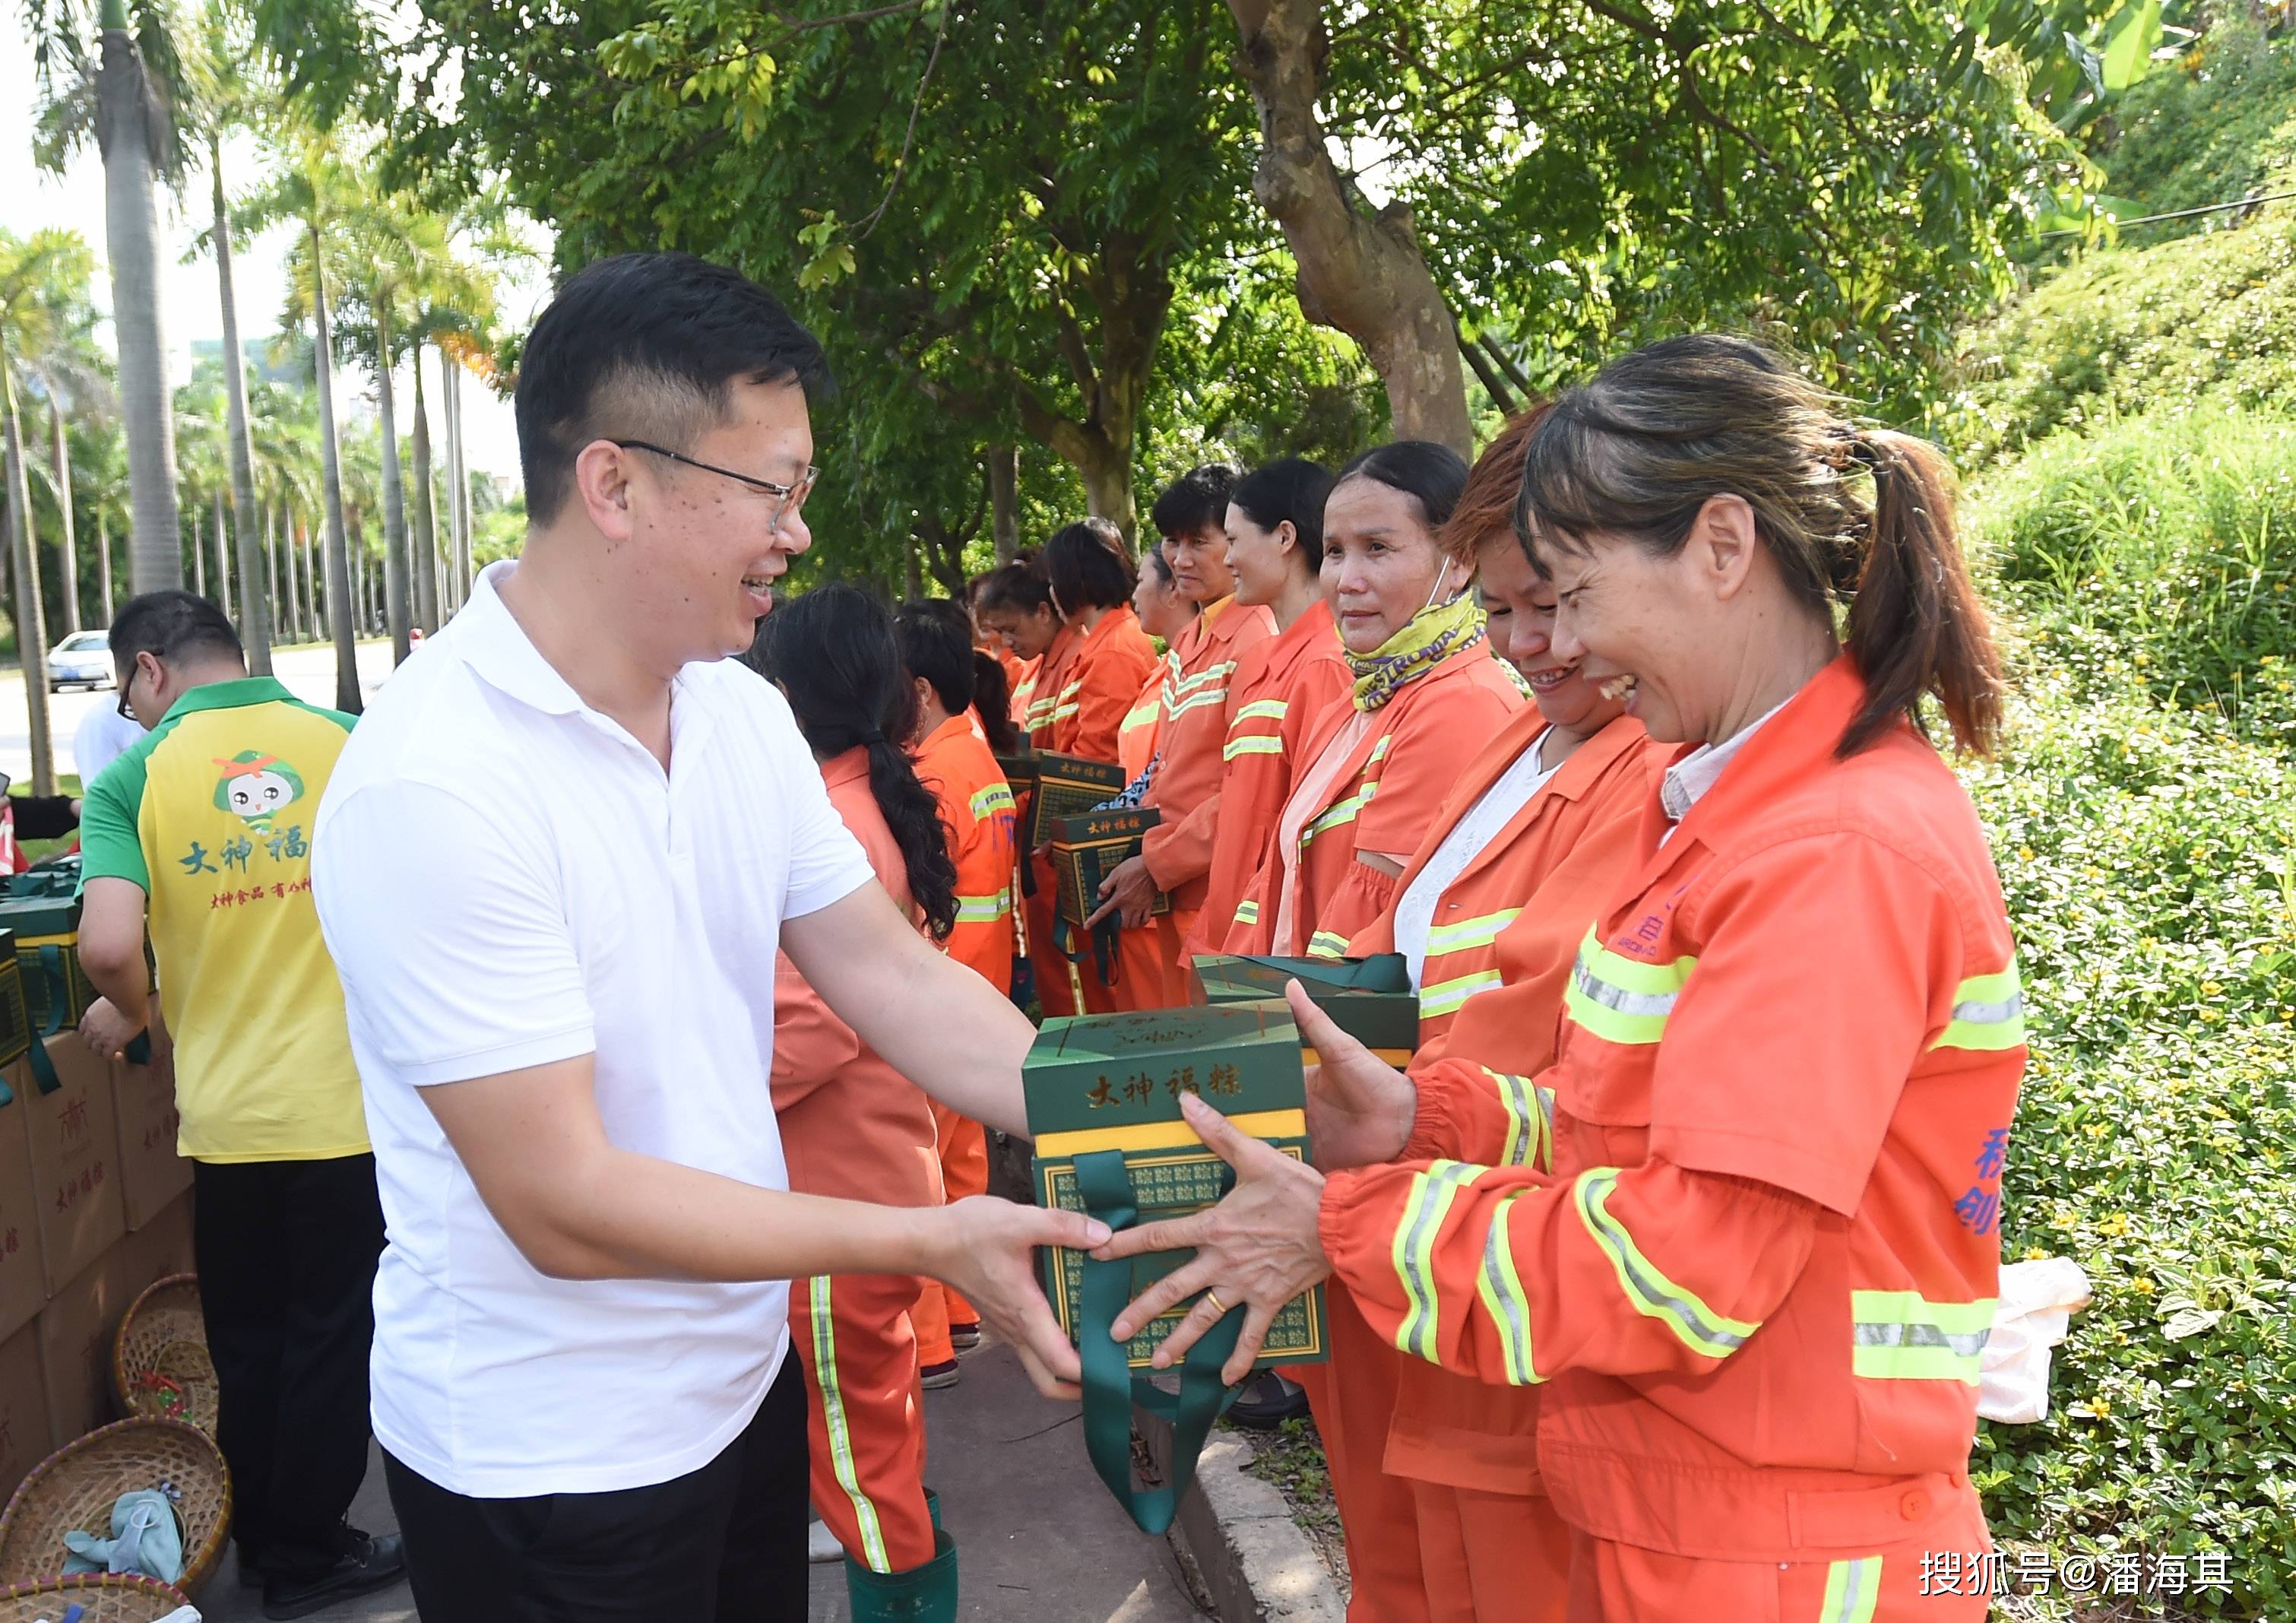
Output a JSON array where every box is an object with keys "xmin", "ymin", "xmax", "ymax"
[{"xmin": 2099, "ymin": 0, "xmax": 2162, "ymax": 92}]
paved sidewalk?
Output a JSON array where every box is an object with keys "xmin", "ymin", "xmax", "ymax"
[{"xmin": 199, "ymin": 1339, "xmax": 1209, "ymax": 1622}]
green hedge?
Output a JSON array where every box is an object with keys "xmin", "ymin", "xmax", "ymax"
[
  {"xmin": 1965, "ymin": 672, "xmax": 2296, "ymax": 1619},
  {"xmin": 2102, "ymin": 21, "xmax": 2296, "ymax": 229},
  {"xmin": 1969, "ymin": 405, "xmax": 2296, "ymax": 744}
]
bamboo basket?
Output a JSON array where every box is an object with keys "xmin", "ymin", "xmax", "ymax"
[
  {"xmin": 109, "ymin": 1277, "xmax": 214, "ymax": 1438},
  {"xmin": 0, "ymin": 1420, "xmax": 229, "ymax": 1595},
  {"xmin": 0, "ymin": 1573, "xmax": 193, "ymax": 1622}
]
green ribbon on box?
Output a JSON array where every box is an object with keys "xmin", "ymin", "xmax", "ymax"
[{"xmin": 1072, "ymin": 1148, "xmax": 1243, "ymax": 1536}]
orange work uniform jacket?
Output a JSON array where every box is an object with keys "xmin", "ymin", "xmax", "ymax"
[
  {"xmin": 1139, "ymin": 596, "xmax": 1277, "ymax": 943},
  {"xmin": 1226, "ymin": 644, "xmax": 1522, "ymax": 958},
  {"xmin": 1186, "ymin": 598, "xmax": 1350, "ymax": 962},
  {"xmin": 916, "ymin": 715, "xmax": 1018, "ymax": 996},
  {"xmin": 1321, "ymin": 658, "xmax": 2025, "ymax": 1577}
]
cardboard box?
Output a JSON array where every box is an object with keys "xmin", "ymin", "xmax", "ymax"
[
  {"xmin": 0, "ymin": 1058, "xmax": 46, "ymax": 1343},
  {"xmin": 1049, "ymin": 807, "xmax": 1169, "ymax": 931},
  {"xmin": 26, "ymin": 1034, "xmax": 126, "ymax": 1295},
  {"xmin": 1026, "ymin": 1003, "xmax": 1325, "ymax": 1371},
  {"xmin": 1193, "ymin": 953, "xmax": 1420, "ymax": 1062},
  {"xmin": 0, "ymin": 930, "xmax": 31, "ymax": 1072},
  {"xmin": 0, "ymin": 1318, "xmax": 50, "ymax": 1504},
  {"xmin": 112, "ymin": 1051, "xmax": 191, "ymax": 1232},
  {"xmin": 37, "ymin": 1244, "xmax": 129, "ymax": 1444},
  {"xmin": 1024, "ymin": 752, "xmax": 1127, "ymax": 848},
  {"xmin": 119, "ymin": 1191, "xmax": 195, "ymax": 1293}
]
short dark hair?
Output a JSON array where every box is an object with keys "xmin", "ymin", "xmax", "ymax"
[
  {"xmin": 974, "ymin": 559, "xmax": 1054, "ymax": 617},
  {"xmin": 1336, "ymin": 442, "xmax": 1472, "ymax": 534},
  {"xmin": 1043, "ymin": 519, "xmax": 1134, "ymax": 613},
  {"xmin": 895, "ymin": 598, "xmax": 977, "ymax": 717},
  {"xmin": 1232, "ymin": 458, "xmax": 1335, "ymax": 580},
  {"xmin": 109, "ymin": 590, "xmax": 242, "ymax": 668},
  {"xmin": 1150, "ymin": 463, "xmax": 1241, "ymax": 542},
  {"xmin": 516, "ymin": 252, "xmax": 831, "ymax": 526}
]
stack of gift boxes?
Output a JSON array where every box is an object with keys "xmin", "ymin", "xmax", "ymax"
[{"xmin": 0, "ymin": 870, "xmax": 195, "ymax": 1504}]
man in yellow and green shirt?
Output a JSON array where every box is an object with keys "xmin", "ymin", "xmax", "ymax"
[{"xmin": 76, "ymin": 591, "xmax": 403, "ymax": 1618}]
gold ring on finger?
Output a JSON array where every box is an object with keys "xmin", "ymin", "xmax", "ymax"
[{"xmin": 1203, "ymin": 1289, "xmax": 1228, "ymax": 1316}]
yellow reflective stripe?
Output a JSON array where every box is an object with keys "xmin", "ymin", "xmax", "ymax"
[
  {"xmin": 953, "ymin": 887, "xmax": 1013, "ymax": 923},
  {"xmin": 1561, "ymin": 928, "xmax": 1697, "ymax": 1046},
  {"xmin": 1933, "ymin": 961, "xmax": 2026, "ymax": 1051},
  {"xmin": 1417, "ymin": 968, "xmax": 1501, "ymax": 1019},
  {"xmin": 1487, "ymin": 1068, "xmax": 1547, "ymax": 1169},
  {"xmin": 1169, "ymin": 686, "xmax": 1230, "ymax": 718},
  {"xmin": 969, "ymin": 784, "xmax": 1016, "ymax": 819},
  {"xmin": 1224, "ymin": 736, "xmax": 1285, "ymax": 761},
  {"xmin": 1120, "ymin": 699, "xmax": 1161, "ymax": 733},
  {"xmin": 1572, "ymin": 1167, "xmax": 1759, "ymax": 1357},
  {"xmin": 1368, "ymin": 733, "xmax": 1395, "ymax": 764},
  {"xmin": 1232, "ymin": 899, "xmax": 1260, "ymax": 925},
  {"xmin": 1050, "ymin": 702, "xmax": 1081, "ymax": 723},
  {"xmin": 1474, "ymin": 1191, "xmax": 1541, "ymax": 1386},
  {"xmin": 1300, "ymin": 780, "xmax": 1378, "ymax": 847},
  {"xmin": 1424, "ymin": 908, "xmax": 1521, "ymax": 957},
  {"xmin": 1850, "ymin": 1291, "xmax": 1994, "ymax": 1384},
  {"xmin": 1231, "ymin": 699, "xmax": 1289, "ymax": 725},
  {"xmin": 1058, "ymin": 678, "xmax": 1085, "ymax": 700},
  {"xmin": 1173, "ymin": 660, "xmax": 1237, "ymax": 696},
  {"xmin": 1390, "ymin": 1159, "xmax": 1484, "ymax": 1362},
  {"xmin": 809, "ymin": 1276, "xmax": 892, "ymax": 1572},
  {"xmin": 1820, "ymin": 1556, "xmax": 1883, "ymax": 1623},
  {"xmin": 1306, "ymin": 930, "xmax": 1351, "ymax": 960}
]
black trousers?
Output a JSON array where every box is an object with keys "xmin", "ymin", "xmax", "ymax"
[
  {"xmin": 384, "ymin": 1355, "xmax": 810, "ymax": 1623},
  {"xmin": 192, "ymin": 1153, "xmax": 387, "ymax": 1580}
]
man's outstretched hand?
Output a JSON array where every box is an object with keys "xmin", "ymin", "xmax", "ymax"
[
  {"xmin": 926, "ymin": 1197, "xmax": 1108, "ymax": 1400},
  {"xmin": 1091, "ymin": 1092, "xmax": 1331, "ymax": 1385},
  {"xmin": 1288, "ymin": 981, "xmax": 1417, "ymax": 1171}
]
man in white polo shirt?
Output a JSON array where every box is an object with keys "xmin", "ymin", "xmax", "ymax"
[{"xmin": 310, "ymin": 252, "xmax": 1102, "ymax": 1623}]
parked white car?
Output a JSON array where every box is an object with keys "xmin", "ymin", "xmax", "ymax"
[{"xmin": 46, "ymin": 629, "xmax": 114, "ymax": 693}]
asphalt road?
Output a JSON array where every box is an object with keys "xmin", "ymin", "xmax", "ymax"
[{"xmin": 0, "ymin": 637, "xmax": 398, "ymax": 784}]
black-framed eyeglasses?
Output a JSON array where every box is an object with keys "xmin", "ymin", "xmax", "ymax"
[
  {"xmin": 611, "ymin": 439, "xmax": 819, "ymax": 533},
  {"xmin": 116, "ymin": 658, "xmax": 142, "ymax": 721}
]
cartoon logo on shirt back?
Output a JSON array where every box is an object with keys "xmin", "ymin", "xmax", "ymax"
[{"xmin": 212, "ymin": 752, "xmax": 305, "ymax": 833}]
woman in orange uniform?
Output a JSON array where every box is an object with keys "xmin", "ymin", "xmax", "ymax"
[
  {"xmin": 755, "ymin": 585, "xmax": 961, "ymax": 1618},
  {"xmin": 1110, "ymin": 335, "xmax": 2022, "ymax": 1623},
  {"xmin": 1225, "ymin": 442, "xmax": 1523, "ymax": 960},
  {"xmin": 974, "ymin": 559, "xmax": 1066, "ymax": 743},
  {"xmin": 1187, "ymin": 457, "xmax": 1351, "ymax": 960},
  {"xmin": 894, "ymin": 601, "xmax": 1021, "ymax": 1385},
  {"xmin": 1216, "ymin": 441, "xmax": 1522, "ymax": 1621},
  {"xmin": 1335, "ymin": 411, "xmax": 1661, "ymax": 1621},
  {"xmin": 1087, "ymin": 465, "xmax": 1275, "ymax": 1004}
]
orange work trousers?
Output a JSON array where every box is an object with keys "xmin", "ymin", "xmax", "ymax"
[
  {"xmin": 1412, "ymin": 1480, "xmax": 1571, "ymax": 1622},
  {"xmin": 1564, "ymin": 1487, "xmax": 1992, "ymax": 1622},
  {"xmin": 912, "ymin": 1100, "xmax": 988, "ymax": 1366},
  {"xmin": 1084, "ymin": 911, "xmax": 1190, "ymax": 1013},
  {"xmin": 793, "ymin": 1271, "xmax": 937, "ymax": 1576},
  {"xmin": 1297, "ymin": 1281, "xmax": 1429, "ymax": 1623},
  {"xmin": 1023, "ymin": 860, "xmax": 1080, "ymax": 1018}
]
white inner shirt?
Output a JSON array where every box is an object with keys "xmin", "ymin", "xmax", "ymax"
[
  {"xmin": 1392, "ymin": 727, "xmax": 1558, "ymax": 988},
  {"xmin": 312, "ymin": 563, "xmax": 872, "ymax": 1498},
  {"xmin": 1658, "ymin": 698, "xmax": 1792, "ymax": 839}
]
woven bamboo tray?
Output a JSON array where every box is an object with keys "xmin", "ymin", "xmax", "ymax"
[
  {"xmin": 0, "ymin": 1420, "xmax": 230, "ymax": 1595},
  {"xmin": 110, "ymin": 1277, "xmax": 214, "ymax": 1437},
  {"xmin": 0, "ymin": 1573, "xmax": 192, "ymax": 1622}
]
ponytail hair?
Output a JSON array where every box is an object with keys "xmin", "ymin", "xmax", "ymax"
[
  {"xmin": 751, "ymin": 584, "xmax": 961, "ymax": 939},
  {"xmin": 1044, "ymin": 518, "xmax": 1135, "ymax": 615},
  {"xmin": 1512, "ymin": 334, "xmax": 2003, "ymax": 757},
  {"xmin": 971, "ymin": 652, "xmax": 1019, "ymax": 755}
]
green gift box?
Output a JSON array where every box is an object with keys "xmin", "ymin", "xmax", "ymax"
[
  {"xmin": 0, "ymin": 928, "xmax": 27, "ymax": 1075},
  {"xmin": 1192, "ymin": 952, "xmax": 1420, "ymax": 1060},
  {"xmin": 0, "ymin": 883, "xmax": 96, "ymax": 1036},
  {"xmin": 1024, "ymin": 751, "xmax": 1127, "ymax": 848},
  {"xmin": 1049, "ymin": 807, "xmax": 1169, "ymax": 932},
  {"xmin": 1026, "ymin": 1003, "xmax": 1326, "ymax": 1371}
]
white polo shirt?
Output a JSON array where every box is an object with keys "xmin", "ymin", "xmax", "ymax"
[{"xmin": 312, "ymin": 561, "xmax": 872, "ymax": 1498}]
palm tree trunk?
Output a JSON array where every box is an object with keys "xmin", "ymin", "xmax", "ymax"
[
  {"xmin": 97, "ymin": 13, "xmax": 183, "ymax": 591},
  {"xmin": 264, "ymin": 500, "xmax": 279, "ymax": 644},
  {"xmin": 192, "ymin": 501, "xmax": 205, "ymax": 596},
  {"xmin": 278, "ymin": 500, "xmax": 296, "ymax": 643},
  {"xmin": 373, "ymin": 297, "xmax": 411, "ymax": 665},
  {"xmin": 442, "ymin": 341, "xmax": 469, "ymax": 610},
  {"xmin": 299, "ymin": 508, "xmax": 317, "ymax": 645},
  {"xmin": 46, "ymin": 403, "xmax": 81, "ymax": 635},
  {"xmin": 410, "ymin": 349, "xmax": 440, "ymax": 635},
  {"xmin": 212, "ymin": 136, "xmax": 270, "ymax": 675},
  {"xmin": 94, "ymin": 508, "xmax": 113, "ymax": 626},
  {"xmin": 211, "ymin": 486, "xmax": 233, "ymax": 620},
  {"xmin": 311, "ymin": 230, "xmax": 360, "ymax": 714},
  {"xmin": 4, "ymin": 346, "xmax": 56, "ymax": 795}
]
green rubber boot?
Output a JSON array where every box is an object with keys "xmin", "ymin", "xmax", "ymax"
[
  {"xmin": 923, "ymin": 1486, "xmax": 942, "ymax": 1529},
  {"xmin": 844, "ymin": 1530, "xmax": 958, "ymax": 1623}
]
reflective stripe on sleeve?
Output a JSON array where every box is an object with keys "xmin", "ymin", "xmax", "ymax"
[
  {"xmin": 1390, "ymin": 1159, "xmax": 1486, "ymax": 1362},
  {"xmin": 1474, "ymin": 1190, "xmax": 1541, "ymax": 1386},
  {"xmin": 1933, "ymin": 962, "xmax": 2026, "ymax": 1051},
  {"xmin": 953, "ymin": 886, "xmax": 1014, "ymax": 924},
  {"xmin": 1232, "ymin": 899, "xmax": 1260, "ymax": 926},
  {"xmin": 1561, "ymin": 928, "xmax": 1696, "ymax": 1045},
  {"xmin": 1306, "ymin": 930, "xmax": 1352, "ymax": 960},
  {"xmin": 1418, "ymin": 968, "xmax": 1502, "ymax": 1019},
  {"xmin": 1572, "ymin": 1167, "xmax": 1759, "ymax": 1358},
  {"xmin": 1487, "ymin": 1068, "xmax": 1548, "ymax": 1169},
  {"xmin": 970, "ymin": 784, "xmax": 1016, "ymax": 819}
]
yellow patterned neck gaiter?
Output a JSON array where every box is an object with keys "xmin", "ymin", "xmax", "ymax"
[{"xmin": 1344, "ymin": 590, "xmax": 1485, "ymax": 711}]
